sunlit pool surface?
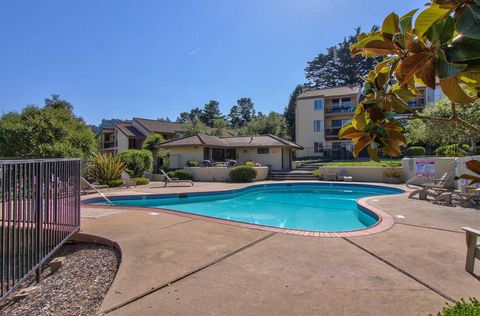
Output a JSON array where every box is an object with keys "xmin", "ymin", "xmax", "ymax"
[{"xmin": 86, "ymin": 183, "xmax": 403, "ymax": 232}]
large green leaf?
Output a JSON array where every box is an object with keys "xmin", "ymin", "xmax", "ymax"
[
  {"xmin": 446, "ymin": 36, "xmax": 480, "ymax": 63},
  {"xmin": 439, "ymin": 77, "xmax": 475, "ymax": 103},
  {"xmin": 425, "ymin": 15, "xmax": 454, "ymax": 44},
  {"xmin": 382, "ymin": 12, "xmax": 400, "ymax": 36},
  {"xmin": 399, "ymin": 9, "xmax": 418, "ymax": 34},
  {"xmin": 456, "ymin": 4, "xmax": 480, "ymax": 40},
  {"xmin": 436, "ymin": 48, "xmax": 467, "ymax": 78},
  {"xmin": 414, "ymin": 5, "xmax": 450, "ymax": 37}
]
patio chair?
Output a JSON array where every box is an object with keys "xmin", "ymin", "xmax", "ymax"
[
  {"xmin": 407, "ymin": 170, "xmax": 455, "ymax": 201},
  {"xmin": 463, "ymin": 227, "xmax": 480, "ymax": 274},
  {"xmin": 161, "ymin": 170, "xmax": 194, "ymax": 187},
  {"xmin": 449, "ymin": 188, "xmax": 480, "ymax": 208},
  {"xmin": 120, "ymin": 172, "xmax": 137, "ymax": 188}
]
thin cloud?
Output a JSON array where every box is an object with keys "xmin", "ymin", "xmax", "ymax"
[{"xmin": 187, "ymin": 47, "xmax": 201, "ymax": 56}]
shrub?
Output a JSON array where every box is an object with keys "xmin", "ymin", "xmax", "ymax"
[
  {"xmin": 186, "ymin": 160, "xmax": 200, "ymax": 167},
  {"xmin": 433, "ymin": 298, "xmax": 480, "ymax": 316},
  {"xmin": 435, "ymin": 146, "xmax": 448, "ymax": 156},
  {"xmin": 85, "ymin": 153, "xmax": 126, "ymax": 184},
  {"xmin": 245, "ymin": 161, "xmax": 255, "ymax": 167},
  {"xmin": 382, "ymin": 168, "xmax": 402, "ymax": 179},
  {"xmin": 229, "ymin": 166, "xmax": 257, "ymax": 182},
  {"xmin": 105, "ymin": 179, "xmax": 124, "ymax": 187},
  {"xmin": 118, "ymin": 149, "xmax": 153, "ymax": 178},
  {"xmin": 134, "ymin": 177, "xmax": 150, "ymax": 185},
  {"xmin": 405, "ymin": 146, "xmax": 425, "ymax": 157},
  {"xmin": 445, "ymin": 144, "xmax": 470, "ymax": 157},
  {"xmin": 168, "ymin": 170, "xmax": 192, "ymax": 180}
]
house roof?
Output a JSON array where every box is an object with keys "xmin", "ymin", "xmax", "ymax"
[
  {"xmin": 158, "ymin": 134, "xmax": 303, "ymax": 150},
  {"xmin": 116, "ymin": 122, "xmax": 145, "ymax": 138},
  {"xmin": 133, "ymin": 117, "xmax": 185, "ymax": 134},
  {"xmin": 296, "ymin": 85, "xmax": 361, "ymax": 100}
]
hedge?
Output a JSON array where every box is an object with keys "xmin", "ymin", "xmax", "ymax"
[
  {"xmin": 405, "ymin": 146, "xmax": 425, "ymax": 157},
  {"xmin": 134, "ymin": 177, "xmax": 150, "ymax": 185},
  {"xmin": 167, "ymin": 169, "xmax": 193, "ymax": 180},
  {"xmin": 229, "ymin": 166, "xmax": 257, "ymax": 182},
  {"xmin": 118, "ymin": 149, "xmax": 153, "ymax": 178}
]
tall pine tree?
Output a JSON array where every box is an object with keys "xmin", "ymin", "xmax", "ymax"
[
  {"xmin": 283, "ymin": 85, "xmax": 303, "ymax": 141},
  {"xmin": 305, "ymin": 27, "xmax": 380, "ymax": 89}
]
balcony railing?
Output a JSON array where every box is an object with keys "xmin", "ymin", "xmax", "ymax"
[
  {"xmin": 325, "ymin": 128, "xmax": 341, "ymax": 139},
  {"xmin": 325, "ymin": 106, "xmax": 355, "ymax": 114}
]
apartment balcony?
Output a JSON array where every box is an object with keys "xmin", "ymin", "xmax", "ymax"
[
  {"xmin": 408, "ymin": 99, "xmax": 426, "ymax": 109},
  {"xmin": 325, "ymin": 128, "xmax": 341, "ymax": 140},
  {"xmin": 325, "ymin": 105, "xmax": 355, "ymax": 115}
]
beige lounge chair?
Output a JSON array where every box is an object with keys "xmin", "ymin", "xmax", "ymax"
[
  {"xmin": 407, "ymin": 170, "xmax": 454, "ymax": 201},
  {"xmin": 161, "ymin": 170, "xmax": 194, "ymax": 187},
  {"xmin": 463, "ymin": 227, "xmax": 480, "ymax": 273},
  {"xmin": 120, "ymin": 172, "xmax": 136, "ymax": 188}
]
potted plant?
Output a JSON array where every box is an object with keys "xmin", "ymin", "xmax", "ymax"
[{"xmin": 382, "ymin": 168, "xmax": 402, "ymax": 184}]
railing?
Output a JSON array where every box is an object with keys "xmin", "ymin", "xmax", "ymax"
[
  {"xmin": 0, "ymin": 158, "xmax": 81, "ymax": 300},
  {"xmin": 325, "ymin": 106, "xmax": 355, "ymax": 113},
  {"xmin": 103, "ymin": 141, "xmax": 116, "ymax": 149},
  {"xmin": 325, "ymin": 129, "xmax": 341, "ymax": 139}
]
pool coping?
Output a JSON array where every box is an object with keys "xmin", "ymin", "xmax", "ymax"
[{"xmin": 82, "ymin": 182, "xmax": 407, "ymax": 238}]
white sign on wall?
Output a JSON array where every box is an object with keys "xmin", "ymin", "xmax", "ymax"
[{"xmin": 415, "ymin": 159, "xmax": 436, "ymax": 177}]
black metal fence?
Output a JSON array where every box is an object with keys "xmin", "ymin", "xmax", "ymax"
[{"xmin": 0, "ymin": 159, "xmax": 81, "ymax": 300}]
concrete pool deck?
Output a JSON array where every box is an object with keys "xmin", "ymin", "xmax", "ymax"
[{"xmin": 79, "ymin": 181, "xmax": 480, "ymax": 315}]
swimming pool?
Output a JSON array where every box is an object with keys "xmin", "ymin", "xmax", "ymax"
[{"xmin": 85, "ymin": 183, "xmax": 403, "ymax": 233}]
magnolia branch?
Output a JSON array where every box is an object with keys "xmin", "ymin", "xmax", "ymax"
[{"xmin": 410, "ymin": 104, "xmax": 480, "ymax": 133}]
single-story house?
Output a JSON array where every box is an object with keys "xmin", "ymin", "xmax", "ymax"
[{"xmin": 158, "ymin": 134, "xmax": 303, "ymax": 170}]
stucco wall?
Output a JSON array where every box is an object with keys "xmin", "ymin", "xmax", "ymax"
[
  {"xmin": 184, "ymin": 166, "xmax": 269, "ymax": 182},
  {"xmin": 116, "ymin": 130, "xmax": 129, "ymax": 154},
  {"xmin": 295, "ymin": 98, "xmax": 325, "ymax": 157},
  {"xmin": 237, "ymin": 148, "xmax": 283, "ymax": 170},
  {"xmin": 318, "ymin": 166, "xmax": 402, "ymax": 182},
  {"xmin": 168, "ymin": 147, "xmax": 204, "ymax": 169}
]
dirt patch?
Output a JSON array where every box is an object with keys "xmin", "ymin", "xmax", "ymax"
[{"xmin": 0, "ymin": 242, "xmax": 120, "ymax": 316}]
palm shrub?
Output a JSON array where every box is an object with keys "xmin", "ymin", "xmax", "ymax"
[
  {"xmin": 118, "ymin": 149, "xmax": 153, "ymax": 178},
  {"xmin": 85, "ymin": 153, "xmax": 126, "ymax": 185},
  {"xmin": 445, "ymin": 144, "xmax": 470, "ymax": 157},
  {"xmin": 230, "ymin": 166, "xmax": 257, "ymax": 182}
]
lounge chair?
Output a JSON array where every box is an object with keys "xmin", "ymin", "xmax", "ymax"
[
  {"xmin": 407, "ymin": 170, "xmax": 455, "ymax": 201},
  {"xmin": 161, "ymin": 170, "xmax": 194, "ymax": 187},
  {"xmin": 120, "ymin": 172, "xmax": 136, "ymax": 188},
  {"xmin": 463, "ymin": 227, "xmax": 480, "ymax": 274},
  {"xmin": 80, "ymin": 177, "xmax": 109, "ymax": 194},
  {"xmin": 448, "ymin": 188, "xmax": 480, "ymax": 208},
  {"xmin": 322, "ymin": 171, "xmax": 337, "ymax": 181}
]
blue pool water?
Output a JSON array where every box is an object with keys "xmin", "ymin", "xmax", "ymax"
[{"xmin": 87, "ymin": 183, "xmax": 403, "ymax": 232}]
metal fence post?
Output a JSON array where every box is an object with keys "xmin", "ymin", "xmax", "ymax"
[{"xmin": 35, "ymin": 162, "xmax": 43, "ymax": 283}]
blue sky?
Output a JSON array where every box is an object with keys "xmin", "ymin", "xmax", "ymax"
[{"xmin": 0, "ymin": 0, "xmax": 425, "ymax": 125}]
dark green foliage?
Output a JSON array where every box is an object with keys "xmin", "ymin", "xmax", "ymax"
[
  {"xmin": 118, "ymin": 149, "xmax": 153, "ymax": 177},
  {"xmin": 238, "ymin": 112, "xmax": 289, "ymax": 139},
  {"xmin": 237, "ymin": 98, "xmax": 255, "ymax": 127},
  {"xmin": 405, "ymin": 146, "xmax": 426, "ymax": 157},
  {"xmin": 435, "ymin": 145, "xmax": 448, "ymax": 156},
  {"xmin": 229, "ymin": 166, "xmax": 257, "ymax": 182},
  {"xmin": 0, "ymin": 95, "xmax": 97, "ymax": 158},
  {"xmin": 445, "ymin": 144, "xmax": 471, "ymax": 157},
  {"xmin": 134, "ymin": 177, "xmax": 150, "ymax": 185},
  {"xmin": 186, "ymin": 160, "xmax": 200, "ymax": 167},
  {"xmin": 305, "ymin": 27, "xmax": 380, "ymax": 89},
  {"xmin": 85, "ymin": 153, "xmax": 126, "ymax": 184},
  {"xmin": 283, "ymin": 85, "xmax": 303, "ymax": 141},
  {"xmin": 433, "ymin": 298, "xmax": 480, "ymax": 316},
  {"xmin": 228, "ymin": 105, "xmax": 242, "ymax": 129},
  {"xmin": 200, "ymin": 100, "xmax": 223, "ymax": 127},
  {"xmin": 168, "ymin": 169, "xmax": 192, "ymax": 180},
  {"xmin": 105, "ymin": 179, "xmax": 124, "ymax": 187}
]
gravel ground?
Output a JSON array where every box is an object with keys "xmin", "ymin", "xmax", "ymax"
[{"xmin": 0, "ymin": 243, "xmax": 120, "ymax": 316}]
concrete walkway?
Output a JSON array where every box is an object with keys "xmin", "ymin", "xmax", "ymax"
[{"xmin": 79, "ymin": 181, "xmax": 480, "ymax": 316}]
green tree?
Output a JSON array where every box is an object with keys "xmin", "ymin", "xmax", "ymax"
[
  {"xmin": 407, "ymin": 99, "xmax": 480, "ymax": 153},
  {"xmin": 142, "ymin": 133, "xmax": 166, "ymax": 156},
  {"xmin": 177, "ymin": 107, "xmax": 203, "ymax": 123},
  {"xmin": 118, "ymin": 149, "xmax": 153, "ymax": 177},
  {"xmin": 200, "ymin": 100, "xmax": 222, "ymax": 127},
  {"xmin": 238, "ymin": 112, "xmax": 289, "ymax": 139},
  {"xmin": 283, "ymin": 85, "xmax": 303, "ymax": 141},
  {"xmin": 305, "ymin": 27, "xmax": 381, "ymax": 89},
  {"xmin": 183, "ymin": 117, "xmax": 209, "ymax": 136},
  {"xmin": 228, "ymin": 105, "xmax": 242, "ymax": 128},
  {"xmin": 211, "ymin": 117, "xmax": 229, "ymax": 136},
  {"xmin": 0, "ymin": 96, "xmax": 97, "ymax": 158},
  {"xmin": 237, "ymin": 98, "xmax": 255, "ymax": 127}
]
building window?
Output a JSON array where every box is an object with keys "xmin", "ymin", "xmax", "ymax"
[
  {"xmin": 427, "ymin": 88, "xmax": 442, "ymax": 103},
  {"xmin": 128, "ymin": 138, "xmax": 137, "ymax": 149},
  {"xmin": 332, "ymin": 98, "xmax": 340, "ymax": 106},
  {"xmin": 314, "ymin": 99, "xmax": 324, "ymax": 111},
  {"xmin": 331, "ymin": 119, "xmax": 351, "ymax": 128},
  {"xmin": 226, "ymin": 148, "xmax": 236, "ymax": 160},
  {"xmin": 257, "ymin": 148, "xmax": 269, "ymax": 154},
  {"xmin": 313, "ymin": 120, "xmax": 323, "ymax": 132},
  {"xmin": 212, "ymin": 148, "xmax": 225, "ymax": 161},
  {"xmin": 341, "ymin": 97, "xmax": 352, "ymax": 106},
  {"xmin": 314, "ymin": 142, "xmax": 323, "ymax": 153}
]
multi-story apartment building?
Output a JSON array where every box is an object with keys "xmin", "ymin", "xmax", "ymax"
[
  {"xmin": 99, "ymin": 117, "xmax": 185, "ymax": 155},
  {"xmin": 295, "ymin": 85, "xmax": 443, "ymax": 158}
]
